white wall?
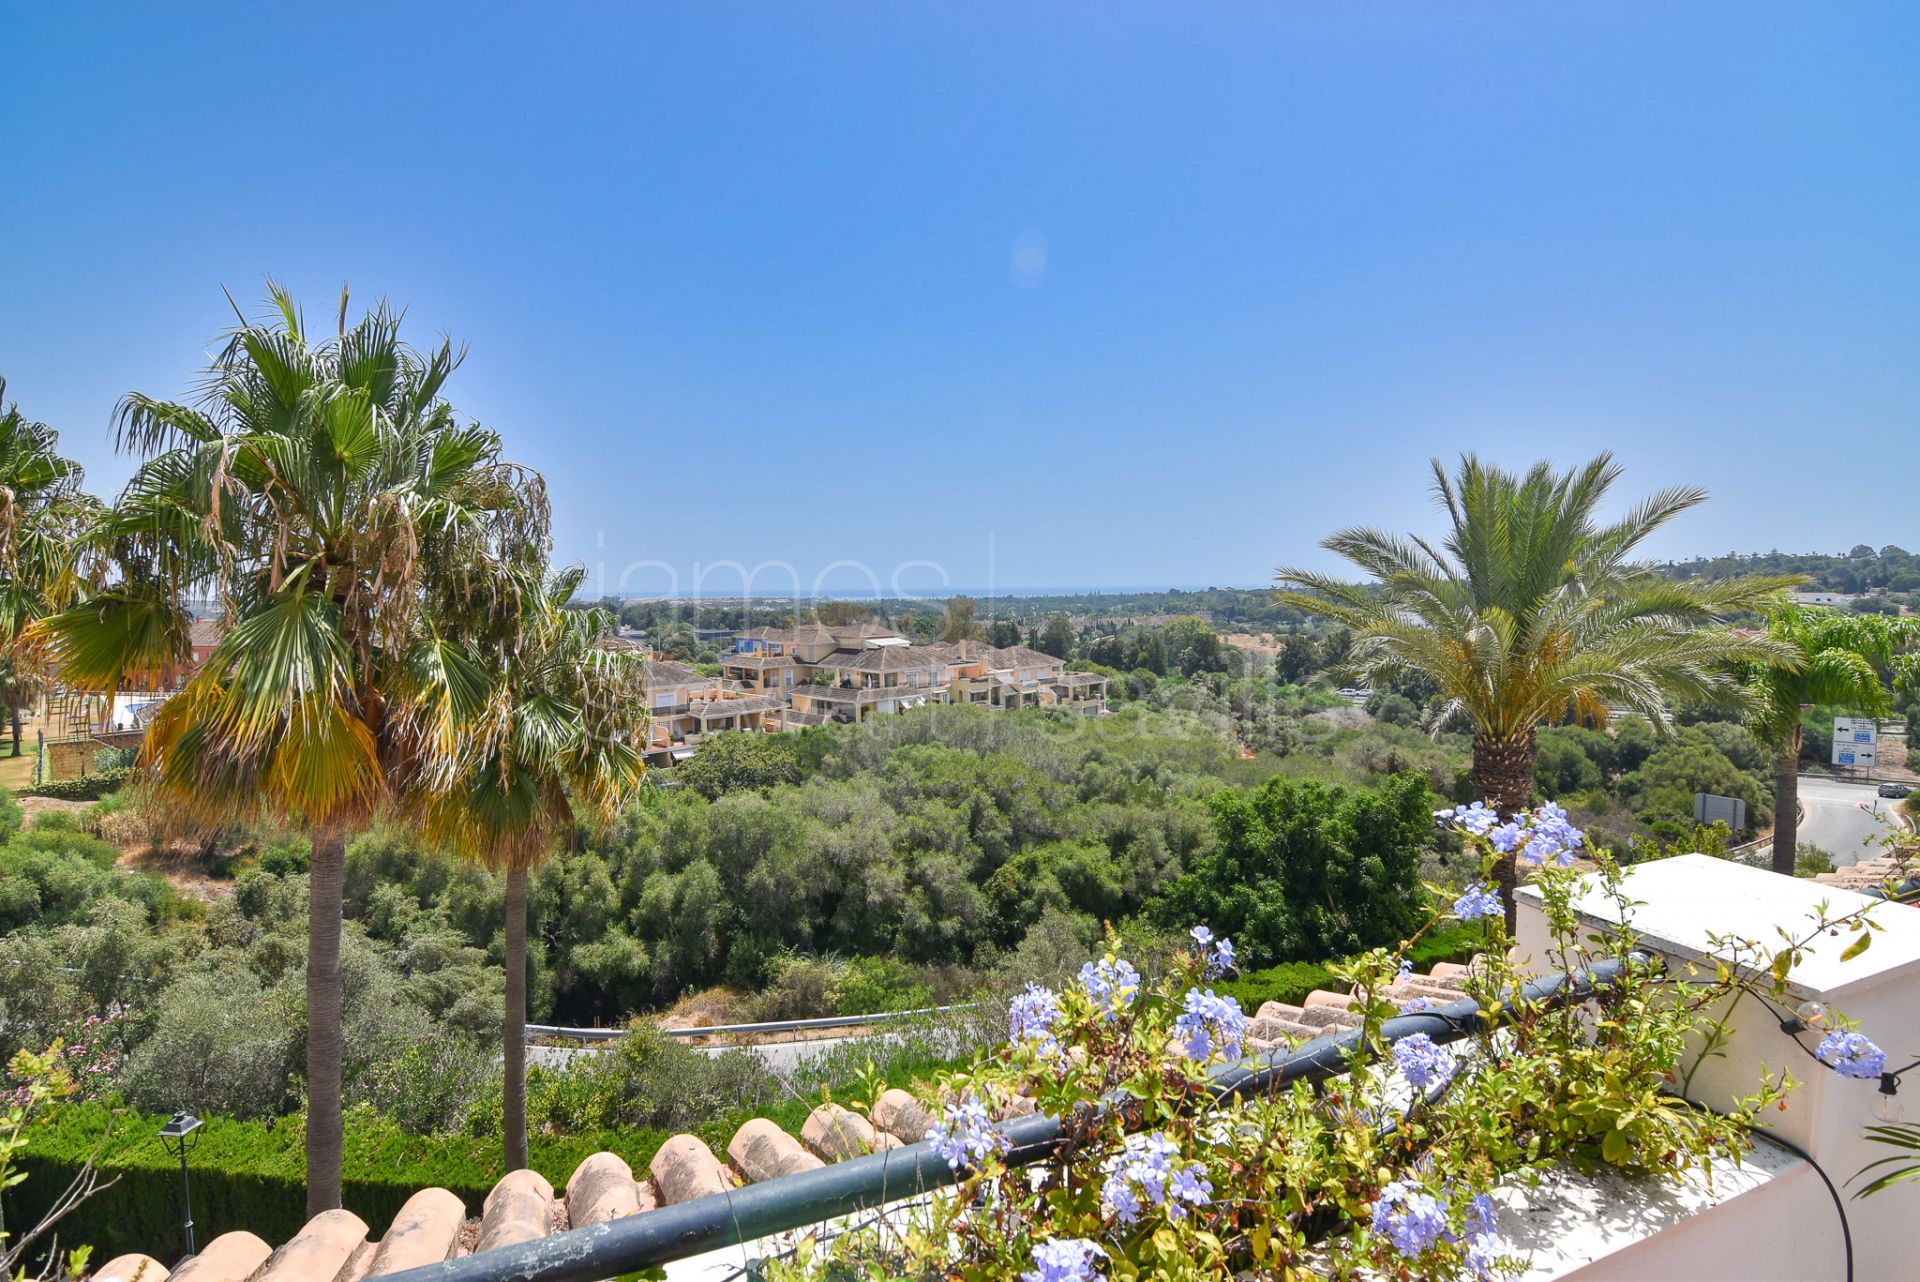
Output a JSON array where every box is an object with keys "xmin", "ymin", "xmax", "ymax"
[{"xmin": 1516, "ymin": 856, "xmax": 1920, "ymax": 1281}]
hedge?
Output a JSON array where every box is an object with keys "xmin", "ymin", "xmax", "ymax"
[
  {"xmin": 11, "ymin": 1046, "xmax": 958, "ymax": 1260},
  {"xmin": 21, "ymin": 768, "xmax": 131, "ymax": 802},
  {"xmin": 8, "ymin": 1104, "xmax": 627, "ymax": 1261},
  {"xmin": 1217, "ymin": 920, "xmax": 1493, "ymax": 1012}
]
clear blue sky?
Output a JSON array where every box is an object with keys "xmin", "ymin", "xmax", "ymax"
[{"xmin": 3, "ymin": 4, "xmax": 1916, "ymax": 597}]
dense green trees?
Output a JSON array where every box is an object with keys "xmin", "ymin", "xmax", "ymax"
[
  {"xmin": 333, "ymin": 706, "xmax": 1426, "ymax": 1020},
  {"xmin": 1662, "ymin": 546, "xmax": 1920, "ymax": 598},
  {"xmin": 1152, "ymin": 773, "xmax": 1435, "ymax": 966}
]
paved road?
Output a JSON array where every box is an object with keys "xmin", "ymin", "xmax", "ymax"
[{"xmin": 1795, "ymin": 775, "xmax": 1903, "ymax": 867}]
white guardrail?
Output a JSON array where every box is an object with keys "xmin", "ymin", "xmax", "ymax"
[{"xmin": 525, "ymin": 1002, "xmax": 979, "ymax": 1043}]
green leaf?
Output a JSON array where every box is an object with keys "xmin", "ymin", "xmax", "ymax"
[
  {"xmin": 1839, "ymin": 931, "xmax": 1873, "ymax": 962},
  {"xmin": 1770, "ymin": 951, "xmax": 1793, "ymax": 986}
]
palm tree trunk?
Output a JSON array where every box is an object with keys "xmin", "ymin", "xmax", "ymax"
[
  {"xmin": 1472, "ymin": 729, "xmax": 1538, "ymax": 933},
  {"xmin": 9, "ymin": 704, "xmax": 20, "ymax": 758},
  {"xmin": 1771, "ymin": 727, "xmax": 1802, "ymax": 877},
  {"xmin": 504, "ymin": 865, "xmax": 530, "ymax": 1172},
  {"xmin": 306, "ymin": 826, "xmax": 347, "ymax": 1216}
]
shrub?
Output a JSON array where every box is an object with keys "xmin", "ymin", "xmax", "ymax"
[
  {"xmin": 23, "ymin": 768, "xmax": 131, "ymax": 802},
  {"xmin": 749, "ymin": 955, "xmax": 842, "ymax": 1022},
  {"xmin": 1795, "ymin": 844, "xmax": 1836, "ymax": 877},
  {"xmin": 1216, "ymin": 960, "xmax": 1340, "ymax": 1009},
  {"xmin": 527, "ymin": 1021, "xmax": 785, "ymax": 1135},
  {"xmin": 1215, "ymin": 921, "xmax": 1486, "ymax": 1011},
  {"xmin": 91, "ymin": 747, "xmax": 137, "ymax": 773},
  {"xmin": 837, "ymin": 956, "xmax": 934, "ymax": 1016},
  {"xmin": 353, "ymin": 1037, "xmax": 496, "ymax": 1135},
  {"xmin": 256, "ymin": 835, "xmax": 311, "ymax": 877},
  {"xmin": 84, "ymin": 791, "xmax": 151, "ymax": 847},
  {"xmin": 117, "ymin": 971, "xmax": 301, "ymax": 1119},
  {"xmin": 674, "ymin": 731, "xmax": 803, "ymax": 799}
]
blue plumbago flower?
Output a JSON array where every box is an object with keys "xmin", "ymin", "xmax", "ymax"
[
  {"xmin": 1437, "ymin": 801, "xmax": 1500, "ymax": 837},
  {"xmin": 1452, "ymin": 882, "xmax": 1501, "ymax": 921},
  {"xmin": 1010, "ymin": 984, "xmax": 1064, "ymax": 1055},
  {"xmin": 1396, "ymin": 958, "xmax": 1415, "ymax": 983},
  {"xmin": 926, "ymin": 1095, "xmax": 1005, "ymax": 1172},
  {"xmin": 1101, "ymin": 1133, "xmax": 1210, "ymax": 1226},
  {"xmin": 1392, "ymin": 1032, "xmax": 1458, "ymax": 1092},
  {"xmin": 1021, "ymin": 1237, "xmax": 1106, "ymax": 1282},
  {"xmin": 1173, "ymin": 988, "xmax": 1248, "ymax": 1062},
  {"xmin": 1077, "ymin": 958, "xmax": 1142, "ymax": 1017},
  {"xmin": 1371, "ymin": 1180, "xmax": 1451, "ymax": 1256},
  {"xmin": 1515, "ymin": 801, "xmax": 1586, "ymax": 866},
  {"xmin": 1467, "ymin": 1192, "xmax": 1497, "ymax": 1240},
  {"xmin": 1166, "ymin": 1163, "xmax": 1215, "ymax": 1221},
  {"xmin": 1371, "ymin": 1180, "xmax": 1499, "ymax": 1265},
  {"xmin": 1815, "ymin": 1030, "xmax": 1887, "ymax": 1080},
  {"xmin": 1400, "ymin": 996, "xmax": 1434, "ymax": 1014},
  {"xmin": 1489, "ymin": 822, "xmax": 1523, "ymax": 853},
  {"xmin": 1189, "ymin": 925, "xmax": 1237, "ymax": 978}
]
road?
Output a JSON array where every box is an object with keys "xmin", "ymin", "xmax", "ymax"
[{"xmin": 1795, "ymin": 775, "xmax": 1904, "ymax": 867}]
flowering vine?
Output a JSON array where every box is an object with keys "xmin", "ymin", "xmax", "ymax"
[{"xmin": 770, "ymin": 797, "xmax": 1895, "ymax": 1282}]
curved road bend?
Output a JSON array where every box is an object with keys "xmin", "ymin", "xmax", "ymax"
[{"xmin": 1795, "ymin": 775, "xmax": 1903, "ymax": 868}]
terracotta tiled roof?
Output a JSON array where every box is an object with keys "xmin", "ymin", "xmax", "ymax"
[
  {"xmin": 719, "ymin": 653, "xmax": 795, "ymax": 671},
  {"xmin": 1812, "ymin": 854, "xmax": 1918, "ymax": 893},
  {"xmin": 643, "ymin": 659, "xmax": 710, "ymax": 690},
  {"xmin": 696, "ymin": 693, "xmax": 788, "ymax": 719},
  {"xmin": 815, "ymin": 646, "xmax": 949, "ymax": 673},
  {"xmin": 982, "ymin": 645, "xmax": 1059, "ymax": 669}
]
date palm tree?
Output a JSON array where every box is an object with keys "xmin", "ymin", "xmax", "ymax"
[
  {"xmin": 1740, "ymin": 604, "xmax": 1920, "ymax": 875},
  {"xmin": 403, "ymin": 567, "xmax": 646, "ymax": 1170},
  {"xmin": 0, "ymin": 380, "xmax": 101, "ymax": 752},
  {"xmin": 29, "ymin": 283, "xmax": 548, "ymax": 1213},
  {"xmin": 1278, "ymin": 453, "xmax": 1792, "ymax": 926}
]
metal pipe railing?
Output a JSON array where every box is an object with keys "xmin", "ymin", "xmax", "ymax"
[
  {"xmin": 384, "ymin": 957, "xmax": 1637, "ymax": 1282},
  {"xmin": 525, "ymin": 1004, "xmax": 981, "ymax": 1043}
]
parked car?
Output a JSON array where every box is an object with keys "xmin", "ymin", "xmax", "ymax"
[{"xmin": 1878, "ymin": 782, "xmax": 1912, "ymax": 799}]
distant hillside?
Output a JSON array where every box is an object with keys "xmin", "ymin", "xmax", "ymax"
[{"xmin": 1659, "ymin": 546, "xmax": 1919, "ymax": 595}]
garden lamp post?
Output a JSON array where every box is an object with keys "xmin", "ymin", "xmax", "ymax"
[{"xmin": 158, "ymin": 1111, "xmax": 202, "ymax": 1255}]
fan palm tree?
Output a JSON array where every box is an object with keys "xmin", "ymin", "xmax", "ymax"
[
  {"xmin": 0, "ymin": 380, "xmax": 101, "ymax": 751},
  {"xmin": 1739, "ymin": 604, "xmax": 1920, "ymax": 875},
  {"xmin": 28, "ymin": 283, "xmax": 548, "ymax": 1213},
  {"xmin": 404, "ymin": 568, "xmax": 646, "ymax": 1170},
  {"xmin": 1278, "ymin": 453, "xmax": 1793, "ymax": 926}
]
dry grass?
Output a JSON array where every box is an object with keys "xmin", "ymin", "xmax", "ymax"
[{"xmin": 0, "ymin": 750, "xmax": 34, "ymax": 791}]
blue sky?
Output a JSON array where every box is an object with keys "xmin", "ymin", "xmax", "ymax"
[{"xmin": 3, "ymin": 4, "xmax": 1916, "ymax": 596}]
